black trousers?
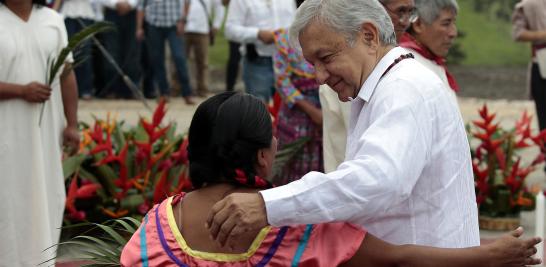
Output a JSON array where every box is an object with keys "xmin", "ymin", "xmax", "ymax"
[
  {"xmin": 531, "ymin": 63, "xmax": 546, "ymax": 131},
  {"xmin": 225, "ymin": 41, "xmax": 241, "ymax": 91}
]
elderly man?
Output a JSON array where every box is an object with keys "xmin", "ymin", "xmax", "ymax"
[
  {"xmin": 321, "ymin": 0, "xmax": 417, "ymax": 172},
  {"xmin": 206, "ymin": 0, "xmax": 479, "ymax": 248},
  {"xmin": 400, "ymin": 0, "xmax": 459, "ymax": 97}
]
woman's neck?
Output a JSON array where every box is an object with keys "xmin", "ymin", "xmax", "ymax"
[
  {"xmin": 176, "ymin": 183, "xmax": 263, "ymax": 253},
  {"xmin": 4, "ymin": 0, "xmax": 33, "ymax": 21}
]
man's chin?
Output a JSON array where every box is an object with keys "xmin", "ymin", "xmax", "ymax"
[{"xmin": 337, "ymin": 94, "xmax": 351, "ymax": 102}]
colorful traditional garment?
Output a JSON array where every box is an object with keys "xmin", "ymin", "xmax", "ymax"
[
  {"xmin": 272, "ymin": 28, "xmax": 323, "ymax": 185},
  {"xmin": 121, "ymin": 194, "xmax": 365, "ymax": 266}
]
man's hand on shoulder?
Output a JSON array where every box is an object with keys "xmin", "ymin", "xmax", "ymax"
[{"xmin": 206, "ymin": 192, "xmax": 268, "ymax": 247}]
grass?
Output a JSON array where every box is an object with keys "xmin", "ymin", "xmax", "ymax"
[
  {"xmin": 208, "ymin": 0, "xmax": 531, "ymax": 68},
  {"xmin": 209, "ymin": 31, "xmax": 230, "ymax": 69},
  {"xmin": 453, "ymin": 0, "xmax": 529, "ymax": 66}
]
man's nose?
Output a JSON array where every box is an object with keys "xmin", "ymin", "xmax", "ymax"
[{"xmin": 314, "ymin": 64, "xmax": 329, "ymax": 85}]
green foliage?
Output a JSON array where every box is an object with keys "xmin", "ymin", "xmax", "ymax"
[
  {"xmin": 47, "ymin": 218, "xmax": 140, "ymax": 267},
  {"xmin": 271, "ymin": 136, "xmax": 311, "ymax": 180},
  {"xmin": 456, "ymin": 0, "xmax": 530, "ymax": 66},
  {"xmin": 48, "ymin": 22, "xmax": 113, "ymax": 85}
]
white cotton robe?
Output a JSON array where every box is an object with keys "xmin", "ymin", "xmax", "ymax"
[{"xmin": 0, "ymin": 4, "xmax": 69, "ymax": 266}]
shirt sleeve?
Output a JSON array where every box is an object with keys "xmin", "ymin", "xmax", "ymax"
[
  {"xmin": 260, "ymin": 83, "xmax": 431, "ymax": 226},
  {"xmin": 511, "ymin": 2, "xmax": 528, "ymax": 40},
  {"xmin": 273, "ymin": 30, "xmax": 303, "ymax": 108},
  {"xmin": 212, "ymin": 0, "xmax": 225, "ymax": 29},
  {"xmin": 224, "ymin": 0, "xmax": 259, "ymax": 43},
  {"xmin": 298, "ymin": 223, "xmax": 366, "ymax": 266}
]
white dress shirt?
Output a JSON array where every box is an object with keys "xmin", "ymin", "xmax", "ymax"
[
  {"xmin": 261, "ymin": 47, "xmax": 480, "ymax": 248},
  {"xmin": 59, "ymin": 0, "xmax": 96, "ymax": 20},
  {"xmin": 186, "ymin": 0, "xmax": 224, "ymax": 34},
  {"xmin": 100, "ymin": 0, "xmax": 137, "ymax": 10},
  {"xmin": 224, "ymin": 0, "xmax": 295, "ymax": 56}
]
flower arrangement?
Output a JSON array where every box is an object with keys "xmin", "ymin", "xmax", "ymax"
[
  {"xmin": 62, "ymin": 99, "xmax": 191, "ymax": 224},
  {"xmin": 62, "ymin": 98, "xmax": 309, "ymax": 226},
  {"xmin": 469, "ymin": 104, "xmax": 546, "ymax": 228}
]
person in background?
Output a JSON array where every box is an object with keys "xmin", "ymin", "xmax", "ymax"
[
  {"xmin": 100, "ymin": 0, "xmax": 141, "ymax": 99},
  {"xmin": 136, "ymin": 0, "xmax": 195, "ymax": 103},
  {"xmin": 54, "ymin": 0, "xmax": 96, "ymax": 100},
  {"xmin": 224, "ymin": 0, "xmax": 296, "ymax": 102},
  {"xmin": 320, "ymin": 0, "xmax": 416, "ymax": 172},
  {"xmin": 400, "ymin": 0, "xmax": 459, "ymax": 99},
  {"xmin": 272, "ymin": 26, "xmax": 323, "ymax": 185},
  {"xmin": 223, "ymin": 0, "xmax": 240, "ymax": 92},
  {"xmin": 121, "ymin": 92, "xmax": 541, "ymax": 267},
  {"xmin": 0, "ymin": 0, "xmax": 80, "ymax": 264},
  {"xmin": 185, "ymin": 0, "xmax": 224, "ymax": 98},
  {"xmin": 512, "ymin": 0, "xmax": 546, "ymax": 162}
]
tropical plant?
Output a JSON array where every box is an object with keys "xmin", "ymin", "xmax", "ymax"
[
  {"xmin": 62, "ymin": 98, "xmax": 309, "ymax": 226},
  {"xmin": 45, "ymin": 218, "xmax": 139, "ymax": 267},
  {"xmin": 40, "ymin": 22, "xmax": 113, "ymax": 126},
  {"xmin": 469, "ymin": 104, "xmax": 546, "ymax": 218},
  {"xmin": 62, "ymin": 99, "xmax": 191, "ymax": 224}
]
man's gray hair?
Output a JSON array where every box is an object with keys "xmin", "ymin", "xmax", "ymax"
[
  {"xmin": 289, "ymin": 0, "xmax": 397, "ymax": 49},
  {"xmin": 415, "ymin": 0, "xmax": 458, "ymax": 24}
]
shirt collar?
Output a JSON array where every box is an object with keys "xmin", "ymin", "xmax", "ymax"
[{"xmin": 356, "ymin": 46, "xmax": 408, "ymax": 102}]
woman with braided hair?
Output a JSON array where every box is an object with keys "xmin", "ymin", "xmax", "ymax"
[{"xmin": 121, "ymin": 92, "xmax": 541, "ymax": 267}]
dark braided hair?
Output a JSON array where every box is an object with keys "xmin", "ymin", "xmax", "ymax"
[{"xmin": 188, "ymin": 92, "xmax": 273, "ymax": 189}]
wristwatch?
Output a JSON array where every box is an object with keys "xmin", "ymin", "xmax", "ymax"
[{"xmin": 179, "ymin": 17, "xmax": 187, "ymax": 23}]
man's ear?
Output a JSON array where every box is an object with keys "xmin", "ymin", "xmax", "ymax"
[
  {"xmin": 360, "ymin": 22, "xmax": 380, "ymax": 48},
  {"xmin": 411, "ymin": 17, "xmax": 426, "ymax": 35}
]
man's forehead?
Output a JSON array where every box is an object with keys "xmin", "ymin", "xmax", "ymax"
[{"xmin": 299, "ymin": 23, "xmax": 341, "ymax": 54}]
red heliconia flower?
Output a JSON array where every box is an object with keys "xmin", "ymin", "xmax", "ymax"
[
  {"xmin": 478, "ymin": 104, "xmax": 496, "ymax": 124},
  {"xmin": 171, "ymin": 138, "xmax": 189, "ymax": 165},
  {"xmin": 153, "ymin": 170, "xmax": 170, "ymax": 204},
  {"xmin": 515, "ymin": 111, "xmax": 532, "ymax": 136},
  {"xmin": 76, "ymin": 183, "xmax": 102, "ymax": 198},
  {"xmin": 505, "ymin": 159, "xmax": 522, "ymax": 193},
  {"xmin": 473, "ymin": 132, "xmax": 490, "ymax": 142},
  {"xmin": 175, "ymin": 170, "xmax": 192, "ymax": 193},
  {"xmin": 89, "ymin": 122, "xmax": 104, "ymax": 143},
  {"xmin": 531, "ymin": 130, "xmax": 546, "ymax": 147},
  {"xmin": 515, "ymin": 138, "xmax": 531, "ymax": 149},
  {"xmin": 485, "ymin": 139, "xmax": 503, "ymax": 152},
  {"xmin": 153, "ymin": 98, "xmax": 167, "ymax": 127},
  {"xmin": 158, "ymin": 159, "xmax": 174, "ymax": 172},
  {"xmin": 495, "ymin": 147, "xmax": 506, "ymax": 171},
  {"xmin": 66, "ymin": 177, "xmax": 87, "ymax": 221},
  {"xmin": 96, "ymin": 142, "xmax": 128, "ymax": 166}
]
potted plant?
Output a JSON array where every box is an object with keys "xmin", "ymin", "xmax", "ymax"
[{"xmin": 469, "ymin": 104, "xmax": 546, "ymax": 230}]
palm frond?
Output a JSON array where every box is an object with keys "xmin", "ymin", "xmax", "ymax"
[
  {"xmin": 271, "ymin": 136, "xmax": 311, "ymax": 179},
  {"xmin": 48, "ymin": 22, "xmax": 114, "ymax": 85},
  {"xmin": 47, "ymin": 217, "xmax": 140, "ymax": 267}
]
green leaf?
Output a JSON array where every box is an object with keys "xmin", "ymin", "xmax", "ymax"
[
  {"xmin": 63, "ymin": 154, "xmax": 87, "ymax": 179},
  {"xmin": 120, "ymin": 194, "xmax": 144, "ymax": 211},
  {"xmin": 48, "ymin": 22, "xmax": 114, "ymax": 85},
  {"xmin": 271, "ymin": 137, "xmax": 311, "ymax": 179},
  {"xmin": 93, "ymin": 223, "xmax": 127, "ymax": 245}
]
